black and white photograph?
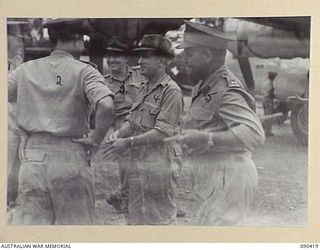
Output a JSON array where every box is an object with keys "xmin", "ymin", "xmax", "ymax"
[{"xmin": 6, "ymin": 16, "xmax": 310, "ymax": 228}]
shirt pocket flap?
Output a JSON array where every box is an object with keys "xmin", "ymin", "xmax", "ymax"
[
  {"xmin": 140, "ymin": 104, "xmax": 161, "ymax": 128},
  {"xmin": 149, "ymin": 106, "xmax": 161, "ymax": 115}
]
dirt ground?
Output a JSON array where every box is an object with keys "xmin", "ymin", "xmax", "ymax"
[{"xmin": 92, "ymin": 119, "xmax": 308, "ymax": 227}]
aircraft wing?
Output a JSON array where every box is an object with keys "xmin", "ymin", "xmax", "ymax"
[
  {"xmin": 226, "ymin": 17, "xmax": 310, "ymax": 59},
  {"xmin": 237, "ymin": 17, "xmax": 310, "ymax": 38}
]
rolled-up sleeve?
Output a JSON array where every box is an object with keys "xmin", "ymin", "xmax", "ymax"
[
  {"xmin": 154, "ymin": 88, "xmax": 184, "ymax": 137},
  {"xmin": 83, "ymin": 66, "xmax": 114, "ymax": 110},
  {"xmin": 218, "ymin": 89, "xmax": 265, "ymax": 150}
]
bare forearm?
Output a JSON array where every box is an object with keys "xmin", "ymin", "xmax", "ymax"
[
  {"xmin": 186, "ymin": 127, "xmax": 261, "ymax": 149},
  {"xmin": 91, "ymin": 97, "xmax": 114, "ymax": 145},
  {"xmin": 117, "ymin": 121, "xmax": 133, "ymax": 138},
  {"xmin": 104, "ymin": 129, "xmax": 167, "ymax": 158},
  {"xmin": 128, "ymin": 129, "xmax": 166, "ymax": 147},
  {"xmin": 182, "ymin": 129, "xmax": 244, "ymax": 149}
]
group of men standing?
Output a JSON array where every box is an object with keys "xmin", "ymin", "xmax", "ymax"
[{"xmin": 7, "ymin": 18, "xmax": 265, "ymax": 226}]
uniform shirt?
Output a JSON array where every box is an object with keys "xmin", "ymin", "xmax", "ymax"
[
  {"xmin": 8, "ymin": 50, "xmax": 113, "ymax": 137},
  {"xmin": 183, "ymin": 65, "xmax": 265, "ymax": 151},
  {"xmin": 104, "ymin": 66, "xmax": 141, "ymax": 128},
  {"xmin": 125, "ymin": 74, "xmax": 183, "ymax": 225},
  {"xmin": 126, "ymin": 74, "xmax": 184, "ymax": 160},
  {"xmin": 127, "ymin": 74, "xmax": 183, "ymax": 136}
]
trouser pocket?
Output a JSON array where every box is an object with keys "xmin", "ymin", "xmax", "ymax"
[{"xmin": 19, "ymin": 149, "xmax": 47, "ymax": 193}]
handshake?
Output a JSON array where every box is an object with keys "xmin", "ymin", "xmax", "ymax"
[
  {"xmin": 73, "ymin": 129, "xmax": 211, "ymax": 161},
  {"xmin": 103, "ymin": 129, "xmax": 211, "ymax": 159},
  {"xmin": 102, "ymin": 130, "xmax": 130, "ymax": 160}
]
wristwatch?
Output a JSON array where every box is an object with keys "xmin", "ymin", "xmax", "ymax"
[{"xmin": 208, "ymin": 132, "xmax": 215, "ymax": 147}]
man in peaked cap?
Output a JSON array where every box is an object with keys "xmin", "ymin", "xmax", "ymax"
[
  {"xmin": 8, "ymin": 18, "xmax": 114, "ymax": 225},
  {"xmin": 103, "ymin": 34, "xmax": 183, "ymax": 225},
  {"xmin": 178, "ymin": 20, "xmax": 265, "ymax": 225},
  {"xmin": 45, "ymin": 18, "xmax": 87, "ymax": 42},
  {"xmin": 103, "ymin": 36, "xmax": 143, "ymax": 213}
]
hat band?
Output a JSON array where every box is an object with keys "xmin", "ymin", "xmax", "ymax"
[
  {"xmin": 133, "ymin": 47, "xmax": 173, "ymax": 57},
  {"xmin": 105, "ymin": 47, "xmax": 128, "ymax": 53},
  {"xmin": 184, "ymin": 32, "xmax": 228, "ymax": 49}
]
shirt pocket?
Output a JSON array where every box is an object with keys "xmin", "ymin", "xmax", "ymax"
[
  {"xmin": 127, "ymin": 102, "xmax": 141, "ymax": 123},
  {"xmin": 126, "ymin": 83, "xmax": 140, "ymax": 103},
  {"xmin": 114, "ymin": 92, "xmax": 126, "ymax": 104},
  {"xmin": 189, "ymin": 105, "xmax": 214, "ymax": 121},
  {"xmin": 140, "ymin": 102, "xmax": 161, "ymax": 129}
]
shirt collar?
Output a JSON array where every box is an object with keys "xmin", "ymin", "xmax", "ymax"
[
  {"xmin": 141, "ymin": 74, "xmax": 170, "ymax": 93},
  {"xmin": 109, "ymin": 66, "xmax": 132, "ymax": 82},
  {"xmin": 50, "ymin": 50, "xmax": 75, "ymax": 59},
  {"xmin": 200, "ymin": 64, "xmax": 226, "ymax": 91},
  {"xmin": 192, "ymin": 64, "xmax": 226, "ymax": 98}
]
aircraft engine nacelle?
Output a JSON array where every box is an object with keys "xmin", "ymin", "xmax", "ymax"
[{"xmin": 224, "ymin": 18, "xmax": 310, "ymax": 59}]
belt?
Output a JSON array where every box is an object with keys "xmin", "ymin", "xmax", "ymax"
[
  {"xmin": 18, "ymin": 130, "xmax": 86, "ymax": 158},
  {"xmin": 28, "ymin": 132, "xmax": 85, "ymax": 140}
]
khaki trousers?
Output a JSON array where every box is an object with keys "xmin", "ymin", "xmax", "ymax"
[{"xmin": 11, "ymin": 133, "xmax": 94, "ymax": 225}]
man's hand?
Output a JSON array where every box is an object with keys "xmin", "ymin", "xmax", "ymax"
[
  {"xmin": 17, "ymin": 128, "xmax": 30, "ymax": 160},
  {"xmin": 179, "ymin": 129, "xmax": 209, "ymax": 148},
  {"xmin": 105, "ymin": 130, "xmax": 119, "ymax": 143},
  {"xmin": 72, "ymin": 136, "xmax": 100, "ymax": 161},
  {"xmin": 102, "ymin": 138, "xmax": 130, "ymax": 160}
]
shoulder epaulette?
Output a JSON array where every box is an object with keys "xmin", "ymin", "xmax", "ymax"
[
  {"xmin": 221, "ymin": 71, "xmax": 241, "ymax": 88},
  {"xmin": 204, "ymin": 70, "xmax": 229, "ymax": 94}
]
